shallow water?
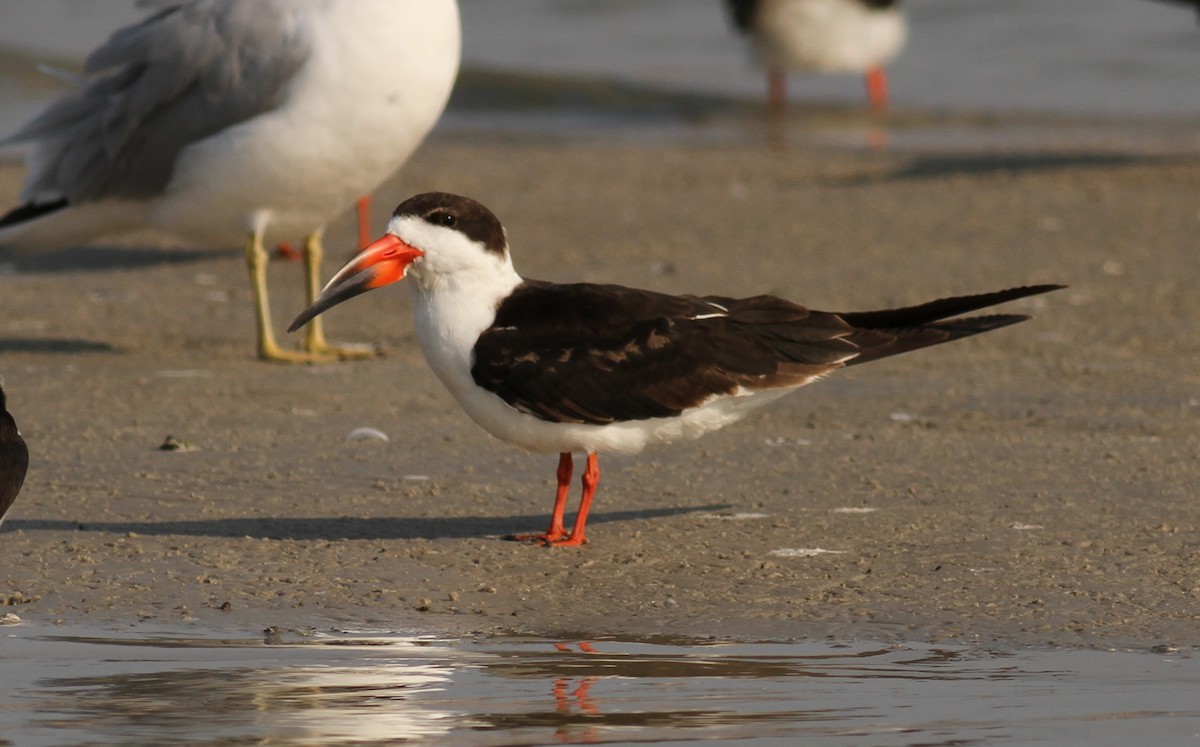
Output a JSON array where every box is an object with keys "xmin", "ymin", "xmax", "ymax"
[
  {"xmin": 2, "ymin": 624, "xmax": 1198, "ymax": 746},
  {"xmin": 1, "ymin": 0, "xmax": 1198, "ymax": 147}
]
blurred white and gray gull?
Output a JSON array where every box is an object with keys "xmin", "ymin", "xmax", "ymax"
[
  {"xmin": 725, "ymin": 0, "xmax": 906, "ymax": 113},
  {"xmin": 0, "ymin": 0, "xmax": 461, "ymax": 362},
  {"xmin": 289, "ymin": 192, "xmax": 1062, "ymax": 548}
]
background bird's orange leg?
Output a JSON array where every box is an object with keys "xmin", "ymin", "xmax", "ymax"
[
  {"xmin": 768, "ymin": 66, "xmax": 787, "ymax": 119},
  {"xmin": 865, "ymin": 65, "xmax": 890, "ymax": 150},
  {"xmin": 866, "ymin": 65, "xmax": 889, "ymax": 113},
  {"xmin": 509, "ymin": 452, "xmax": 572, "ymax": 543},
  {"xmin": 549, "ymin": 452, "xmax": 599, "ymax": 548},
  {"xmin": 355, "ymin": 196, "xmax": 372, "ymax": 251}
]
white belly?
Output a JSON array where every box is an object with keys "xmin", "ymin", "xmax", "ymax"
[
  {"xmin": 754, "ymin": 0, "xmax": 907, "ymax": 73},
  {"xmin": 447, "ymin": 380, "xmax": 795, "ymax": 456}
]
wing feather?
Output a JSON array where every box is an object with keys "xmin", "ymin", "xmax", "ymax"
[
  {"xmin": 470, "ymin": 282, "xmax": 854, "ymax": 425},
  {"xmin": 5, "ymin": 0, "xmax": 309, "ymax": 204},
  {"xmin": 469, "ymin": 282, "xmax": 1064, "ymax": 426}
]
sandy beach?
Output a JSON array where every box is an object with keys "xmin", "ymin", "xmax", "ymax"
[{"xmin": 1, "ymin": 129, "xmax": 1197, "ymax": 650}]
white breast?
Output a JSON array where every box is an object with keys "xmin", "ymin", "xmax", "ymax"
[{"xmin": 752, "ymin": 0, "xmax": 907, "ymax": 73}]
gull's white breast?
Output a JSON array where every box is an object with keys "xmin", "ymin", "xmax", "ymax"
[{"xmin": 153, "ymin": 0, "xmax": 461, "ymax": 246}]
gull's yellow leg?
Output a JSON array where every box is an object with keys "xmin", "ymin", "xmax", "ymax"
[
  {"xmin": 301, "ymin": 230, "xmax": 381, "ymax": 360},
  {"xmin": 245, "ymin": 230, "xmax": 335, "ymax": 363}
]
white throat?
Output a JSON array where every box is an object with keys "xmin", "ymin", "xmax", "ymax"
[{"xmin": 391, "ymin": 215, "xmax": 522, "ymax": 406}]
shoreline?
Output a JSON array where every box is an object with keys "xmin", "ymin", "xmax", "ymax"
[
  {"xmin": 1, "ymin": 134, "xmax": 1198, "ymax": 651},
  {"xmin": 5, "ymin": 78, "xmax": 1200, "ymax": 164}
]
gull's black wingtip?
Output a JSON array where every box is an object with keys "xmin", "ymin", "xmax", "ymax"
[{"xmin": 0, "ymin": 198, "xmax": 69, "ymax": 231}]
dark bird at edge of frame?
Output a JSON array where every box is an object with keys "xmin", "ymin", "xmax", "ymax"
[{"xmin": 0, "ymin": 384, "xmax": 29, "ymax": 527}]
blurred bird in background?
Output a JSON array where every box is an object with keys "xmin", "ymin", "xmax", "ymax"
[
  {"xmin": 724, "ymin": 0, "xmax": 906, "ymax": 115},
  {"xmin": 0, "ymin": 0, "xmax": 461, "ymax": 362}
]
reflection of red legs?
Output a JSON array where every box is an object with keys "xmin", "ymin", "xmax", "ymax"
[
  {"xmin": 551, "ymin": 675, "xmax": 600, "ymax": 743},
  {"xmin": 573, "ymin": 679, "xmax": 598, "ymax": 716},
  {"xmin": 547, "ymin": 453, "xmax": 599, "ymax": 548},
  {"xmin": 550, "ymin": 641, "xmax": 601, "ymax": 742},
  {"xmin": 510, "ymin": 452, "xmax": 573, "ymax": 543},
  {"xmin": 355, "ymin": 195, "xmax": 372, "ymax": 250},
  {"xmin": 551, "ymin": 676, "xmax": 597, "ymax": 714},
  {"xmin": 554, "ymin": 641, "xmax": 596, "ymax": 653},
  {"xmin": 552, "ymin": 678, "xmax": 572, "ymax": 711}
]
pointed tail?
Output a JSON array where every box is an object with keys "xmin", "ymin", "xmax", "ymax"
[{"xmin": 838, "ymin": 284, "xmax": 1065, "ymax": 367}]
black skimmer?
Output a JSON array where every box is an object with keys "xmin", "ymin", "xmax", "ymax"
[
  {"xmin": 0, "ymin": 0, "xmax": 460, "ymax": 363},
  {"xmin": 0, "ymin": 384, "xmax": 28, "ymax": 528},
  {"xmin": 725, "ymin": 0, "xmax": 907, "ymax": 114},
  {"xmin": 289, "ymin": 192, "xmax": 1062, "ymax": 547}
]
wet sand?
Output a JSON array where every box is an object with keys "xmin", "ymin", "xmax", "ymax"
[{"xmin": 1, "ymin": 131, "xmax": 1197, "ymax": 650}]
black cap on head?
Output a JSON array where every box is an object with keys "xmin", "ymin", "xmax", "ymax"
[{"xmin": 393, "ymin": 192, "xmax": 507, "ymax": 258}]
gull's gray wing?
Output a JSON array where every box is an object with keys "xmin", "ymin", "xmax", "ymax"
[{"xmin": 4, "ymin": 0, "xmax": 310, "ymax": 204}]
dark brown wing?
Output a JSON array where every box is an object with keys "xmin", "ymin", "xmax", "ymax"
[
  {"xmin": 471, "ymin": 282, "xmax": 1064, "ymax": 426},
  {"xmin": 0, "ymin": 385, "xmax": 28, "ymax": 524},
  {"xmin": 470, "ymin": 281, "xmax": 858, "ymax": 425}
]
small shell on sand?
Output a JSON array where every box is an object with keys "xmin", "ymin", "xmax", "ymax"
[{"xmin": 346, "ymin": 427, "xmax": 390, "ymax": 443}]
